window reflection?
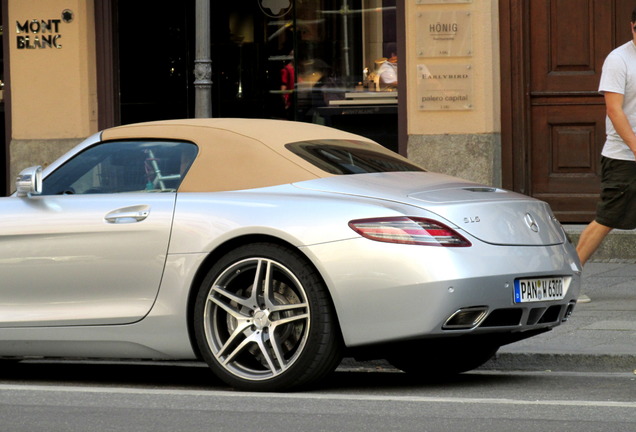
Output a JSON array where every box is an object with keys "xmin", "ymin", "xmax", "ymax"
[{"xmin": 265, "ymin": 0, "xmax": 397, "ymax": 121}]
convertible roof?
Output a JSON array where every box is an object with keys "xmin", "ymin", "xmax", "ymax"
[{"xmin": 100, "ymin": 118, "xmax": 385, "ymax": 192}]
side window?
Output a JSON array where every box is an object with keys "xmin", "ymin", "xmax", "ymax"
[{"xmin": 41, "ymin": 140, "xmax": 198, "ymax": 195}]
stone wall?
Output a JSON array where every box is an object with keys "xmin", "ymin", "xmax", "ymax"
[{"xmin": 408, "ymin": 132, "xmax": 502, "ymax": 187}]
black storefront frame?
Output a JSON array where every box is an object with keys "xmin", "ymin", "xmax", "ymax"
[
  {"xmin": 95, "ymin": 0, "xmax": 119, "ymax": 130},
  {"xmin": 2, "ymin": 0, "xmax": 10, "ymax": 195}
]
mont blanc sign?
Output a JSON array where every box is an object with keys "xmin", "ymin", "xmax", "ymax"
[{"xmin": 16, "ymin": 10, "xmax": 74, "ymax": 50}]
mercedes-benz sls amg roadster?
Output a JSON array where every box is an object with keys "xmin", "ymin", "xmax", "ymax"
[{"xmin": 0, "ymin": 119, "xmax": 581, "ymax": 391}]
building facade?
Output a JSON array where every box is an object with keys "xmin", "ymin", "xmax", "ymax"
[{"xmin": 2, "ymin": 0, "xmax": 631, "ymax": 225}]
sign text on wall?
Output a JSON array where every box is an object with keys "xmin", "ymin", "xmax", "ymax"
[
  {"xmin": 16, "ymin": 10, "xmax": 74, "ymax": 50},
  {"xmin": 417, "ymin": 64, "xmax": 473, "ymax": 111},
  {"xmin": 417, "ymin": 11, "xmax": 472, "ymax": 57},
  {"xmin": 16, "ymin": 20, "xmax": 63, "ymax": 49}
]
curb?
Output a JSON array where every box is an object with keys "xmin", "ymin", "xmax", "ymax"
[
  {"xmin": 480, "ymin": 352, "xmax": 636, "ymax": 374},
  {"xmin": 338, "ymin": 354, "xmax": 636, "ymax": 374}
]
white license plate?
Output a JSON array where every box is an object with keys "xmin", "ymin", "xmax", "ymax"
[{"xmin": 513, "ymin": 277, "xmax": 566, "ymax": 303}]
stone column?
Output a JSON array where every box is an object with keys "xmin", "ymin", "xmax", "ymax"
[{"xmin": 194, "ymin": 0, "xmax": 212, "ymax": 118}]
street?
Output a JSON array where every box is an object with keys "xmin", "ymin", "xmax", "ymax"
[{"xmin": 0, "ymin": 360, "xmax": 634, "ymax": 432}]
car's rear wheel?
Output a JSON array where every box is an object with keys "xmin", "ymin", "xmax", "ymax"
[
  {"xmin": 387, "ymin": 340, "xmax": 499, "ymax": 378},
  {"xmin": 194, "ymin": 243, "xmax": 343, "ymax": 391}
]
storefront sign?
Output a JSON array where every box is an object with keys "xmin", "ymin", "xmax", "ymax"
[
  {"xmin": 417, "ymin": 64, "xmax": 473, "ymax": 111},
  {"xmin": 417, "ymin": 11, "xmax": 472, "ymax": 57},
  {"xmin": 15, "ymin": 11, "xmax": 73, "ymax": 50}
]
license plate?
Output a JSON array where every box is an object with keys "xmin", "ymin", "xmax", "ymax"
[{"xmin": 513, "ymin": 277, "xmax": 566, "ymax": 303}]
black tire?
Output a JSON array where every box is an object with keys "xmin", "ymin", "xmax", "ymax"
[
  {"xmin": 193, "ymin": 243, "xmax": 343, "ymax": 391},
  {"xmin": 387, "ymin": 340, "xmax": 499, "ymax": 378}
]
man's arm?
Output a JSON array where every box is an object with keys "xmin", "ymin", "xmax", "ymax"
[{"xmin": 605, "ymin": 91, "xmax": 636, "ymax": 157}]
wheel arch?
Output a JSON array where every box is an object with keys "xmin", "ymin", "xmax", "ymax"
[{"xmin": 185, "ymin": 234, "xmax": 343, "ymax": 360}]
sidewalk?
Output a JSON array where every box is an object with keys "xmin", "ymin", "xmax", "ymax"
[{"xmin": 482, "ymin": 261, "xmax": 636, "ymax": 373}]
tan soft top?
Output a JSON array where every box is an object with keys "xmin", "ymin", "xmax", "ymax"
[{"xmin": 100, "ymin": 118, "xmax": 389, "ymax": 193}]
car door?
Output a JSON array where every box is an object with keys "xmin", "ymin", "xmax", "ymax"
[{"xmin": 0, "ymin": 139, "xmax": 197, "ymax": 327}]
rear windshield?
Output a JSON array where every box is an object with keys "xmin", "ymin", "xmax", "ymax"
[{"xmin": 286, "ymin": 140, "xmax": 425, "ymax": 175}]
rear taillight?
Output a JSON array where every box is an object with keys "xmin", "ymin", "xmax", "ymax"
[{"xmin": 348, "ymin": 217, "xmax": 471, "ymax": 247}]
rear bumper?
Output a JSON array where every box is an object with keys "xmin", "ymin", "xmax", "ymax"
[{"xmin": 302, "ymin": 237, "xmax": 581, "ymax": 347}]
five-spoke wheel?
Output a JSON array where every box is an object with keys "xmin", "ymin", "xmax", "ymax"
[{"xmin": 194, "ymin": 243, "xmax": 342, "ymax": 391}]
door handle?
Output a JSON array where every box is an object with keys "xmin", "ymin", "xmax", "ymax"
[{"xmin": 105, "ymin": 205, "xmax": 150, "ymax": 224}]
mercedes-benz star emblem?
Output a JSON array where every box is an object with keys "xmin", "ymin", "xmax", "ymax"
[{"xmin": 524, "ymin": 213, "xmax": 539, "ymax": 233}]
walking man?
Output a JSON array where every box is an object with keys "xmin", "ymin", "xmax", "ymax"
[{"xmin": 576, "ymin": 8, "xmax": 636, "ymax": 269}]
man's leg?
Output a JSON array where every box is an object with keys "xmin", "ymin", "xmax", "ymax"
[{"xmin": 576, "ymin": 220, "xmax": 613, "ymax": 266}]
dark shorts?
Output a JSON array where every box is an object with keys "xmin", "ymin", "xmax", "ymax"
[{"xmin": 595, "ymin": 156, "xmax": 636, "ymax": 230}]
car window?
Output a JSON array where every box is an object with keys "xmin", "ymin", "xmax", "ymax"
[
  {"xmin": 41, "ymin": 140, "xmax": 198, "ymax": 195},
  {"xmin": 285, "ymin": 140, "xmax": 425, "ymax": 175}
]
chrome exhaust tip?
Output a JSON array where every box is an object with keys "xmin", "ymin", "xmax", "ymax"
[
  {"xmin": 443, "ymin": 306, "xmax": 489, "ymax": 330},
  {"xmin": 562, "ymin": 301, "xmax": 576, "ymax": 322}
]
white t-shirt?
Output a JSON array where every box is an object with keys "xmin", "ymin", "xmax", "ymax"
[
  {"xmin": 378, "ymin": 61, "xmax": 398, "ymax": 88},
  {"xmin": 598, "ymin": 40, "xmax": 636, "ymax": 161}
]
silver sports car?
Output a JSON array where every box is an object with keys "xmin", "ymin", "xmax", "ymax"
[{"xmin": 1, "ymin": 119, "xmax": 581, "ymax": 391}]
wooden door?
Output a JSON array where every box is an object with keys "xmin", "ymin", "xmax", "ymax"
[{"xmin": 501, "ymin": 0, "xmax": 634, "ymax": 222}]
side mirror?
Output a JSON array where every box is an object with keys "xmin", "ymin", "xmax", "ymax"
[{"xmin": 16, "ymin": 166, "xmax": 43, "ymax": 197}]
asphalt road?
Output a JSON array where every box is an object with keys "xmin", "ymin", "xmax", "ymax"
[{"xmin": 0, "ymin": 360, "xmax": 634, "ymax": 432}]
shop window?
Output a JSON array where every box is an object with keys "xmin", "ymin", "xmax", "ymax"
[
  {"xmin": 117, "ymin": 1, "xmax": 194, "ymax": 124},
  {"xmin": 264, "ymin": 0, "xmax": 398, "ymax": 150},
  {"xmin": 113, "ymin": 1, "xmax": 398, "ymax": 151}
]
